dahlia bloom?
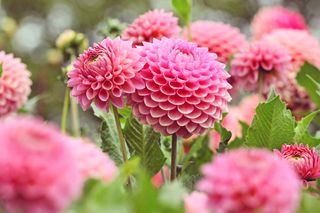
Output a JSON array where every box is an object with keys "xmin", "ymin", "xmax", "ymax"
[
  {"xmin": 69, "ymin": 138, "xmax": 118, "ymax": 183},
  {"xmin": 197, "ymin": 149, "xmax": 301, "ymax": 213},
  {"xmin": 231, "ymin": 40, "xmax": 291, "ymax": 93},
  {"xmin": 263, "ymin": 29, "xmax": 320, "ymax": 113},
  {"xmin": 252, "ymin": 6, "xmax": 307, "ymax": 39},
  {"xmin": 122, "ymin": 10, "xmax": 180, "ymax": 46},
  {"xmin": 184, "ymin": 21, "xmax": 248, "ymax": 63},
  {"xmin": 0, "ymin": 51, "xmax": 31, "ymax": 117},
  {"xmin": 274, "ymin": 144, "xmax": 320, "ymax": 181},
  {"xmin": 68, "ymin": 37, "xmax": 145, "ymax": 111},
  {"xmin": 128, "ymin": 38, "xmax": 232, "ymax": 138},
  {"xmin": 0, "ymin": 116, "xmax": 83, "ymax": 213},
  {"xmin": 184, "ymin": 192, "xmax": 209, "ymax": 213}
]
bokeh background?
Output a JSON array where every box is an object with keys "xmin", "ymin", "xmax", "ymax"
[{"xmin": 1, "ymin": 0, "xmax": 319, "ymax": 127}]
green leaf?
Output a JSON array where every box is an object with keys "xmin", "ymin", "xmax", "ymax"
[
  {"xmin": 296, "ymin": 62, "xmax": 320, "ymax": 107},
  {"xmin": 0, "ymin": 64, "xmax": 3, "ymax": 78},
  {"xmin": 228, "ymin": 137, "xmax": 245, "ymax": 150},
  {"xmin": 123, "ymin": 116, "xmax": 166, "ymax": 176},
  {"xmin": 171, "ymin": 0, "xmax": 192, "ymax": 25},
  {"xmin": 214, "ymin": 122, "xmax": 232, "ymax": 153},
  {"xmin": 297, "ymin": 190, "xmax": 320, "ymax": 213},
  {"xmin": 294, "ymin": 110, "xmax": 320, "ymax": 144},
  {"xmin": 93, "ymin": 105, "xmax": 123, "ymax": 166},
  {"xmin": 246, "ymin": 96, "xmax": 296, "ymax": 149}
]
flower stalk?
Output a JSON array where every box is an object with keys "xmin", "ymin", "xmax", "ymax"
[{"xmin": 171, "ymin": 133, "xmax": 178, "ymax": 181}]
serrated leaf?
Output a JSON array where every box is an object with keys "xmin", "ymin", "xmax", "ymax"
[
  {"xmin": 93, "ymin": 105, "xmax": 123, "ymax": 166},
  {"xmin": 296, "ymin": 62, "xmax": 320, "ymax": 107},
  {"xmin": 294, "ymin": 110, "xmax": 320, "ymax": 144},
  {"xmin": 246, "ymin": 96, "xmax": 296, "ymax": 149},
  {"xmin": 171, "ymin": 0, "xmax": 192, "ymax": 25},
  {"xmin": 123, "ymin": 116, "xmax": 165, "ymax": 176}
]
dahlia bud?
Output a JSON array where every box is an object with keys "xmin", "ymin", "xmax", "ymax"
[{"xmin": 56, "ymin": 29, "xmax": 88, "ymax": 53}]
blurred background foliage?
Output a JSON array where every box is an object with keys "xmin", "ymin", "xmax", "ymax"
[{"xmin": 0, "ymin": 0, "xmax": 319, "ymax": 128}]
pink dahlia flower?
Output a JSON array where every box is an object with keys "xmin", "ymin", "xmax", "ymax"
[
  {"xmin": 197, "ymin": 149, "xmax": 301, "ymax": 213},
  {"xmin": 121, "ymin": 9, "xmax": 180, "ymax": 46},
  {"xmin": 184, "ymin": 192, "xmax": 209, "ymax": 213},
  {"xmin": 68, "ymin": 37, "xmax": 145, "ymax": 111},
  {"xmin": 0, "ymin": 116, "xmax": 83, "ymax": 213},
  {"xmin": 0, "ymin": 51, "xmax": 31, "ymax": 117},
  {"xmin": 231, "ymin": 40, "xmax": 291, "ymax": 93},
  {"xmin": 252, "ymin": 6, "xmax": 307, "ymax": 39},
  {"xmin": 128, "ymin": 38, "xmax": 232, "ymax": 138},
  {"xmin": 184, "ymin": 21, "xmax": 248, "ymax": 63},
  {"xmin": 69, "ymin": 138, "xmax": 118, "ymax": 183},
  {"xmin": 263, "ymin": 29, "xmax": 320, "ymax": 114},
  {"xmin": 274, "ymin": 144, "xmax": 320, "ymax": 181}
]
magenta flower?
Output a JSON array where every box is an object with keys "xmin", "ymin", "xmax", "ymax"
[
  {"xmin": 0, "ymin": 116, "xmax": 83, "ymax": 213},
  {"xmin": 252, "ymin": 6, "xmax": 307, "ymax": 39},
  {"xmin": 197, "ymin": 149, "xmax": 301, "ymax": 213},
  {"xmin": 128, "ymin": 38, "xmax": 232, "ymax": 138},
  {"xmin": 184, "ymin": 192, "xmax": 209, "ymax": 213},
  {"xmin": 68, "ymin": 37, "xmax": 145, "ymax": 111},
  {"xmin": 274, "ymin": 144, "xmax": 320, "ymax": 181},
  {"xmin": 122, "ymin": 9, "xmax": 180, "ymax": 46},
  {"xmin": 184, "ymin": 21, "xmax": 248, "ymax": 63},
  {"xmin": 70, "ymin": 138, "xmax": 118, "ymax": 182},
  {"xmin": 231, "ymin": 40, "xmax": 291, "ymax": 93},
  {"xmin": 0, "ymin": 51, "xmax": 31, "ymax": 117}
]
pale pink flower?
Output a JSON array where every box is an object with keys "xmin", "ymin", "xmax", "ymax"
[
  {"xmin": 69, "ymin": 138, "xmax": 118, "ymax": 183},
  {"xmin": 68, "ymin": 37, "xmax": 145, "ymax": 111},
  {"xmin": 183, "ymin": 21, "xmax": 248, "ymax": 63},
  {"xmin": 263, "ymin": 29, "xmax": 320, "ymax": 114},
  {"xmin": 151, "ymin": 166, "xmax": 169, "ymax": 188},
  {"xmin": 128, "ymin": 38, "xmax": 232, "ymax": 138},
  {"xmin": 184, "ymin": 192, "xmax": 209, "ymax": 213},
  {"xmin": 252, "ymin": 6, "xmax": 307, "ymax": 39},
  {"xmin": 0, "ymin": 116, "xmax": 83, "ymax": 213},
  {"xmin": 0, "ymin": 51, "xmax": 31, "ymax": 117},
  {"xmin": 231, "ymin": 40, "xmax": 291, "ymax": 93},
  {"xmin": 197, "ymin": 149, "xmax": 301, "ymax": 213},
  {"xmin": 274, "ymin": 144, "xmax": 320, "ymax": 181},
  {"xmin": 122, "ymin": 9, "xmax": 180, "ymax": 46}
]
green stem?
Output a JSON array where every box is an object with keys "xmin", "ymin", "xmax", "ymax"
[
  {"xmin": 258, "ymin": 72, "xmax": 264, "ymax": 102},
  {"xmin": 70, "ymin": 97, "xmax": 81, "ymax": 137},
  {"xmin": 61, "ymin": 88, "xmax": 70, "ymax": 133},
  {"xmin": 186, "ymin": 22, "xmax": 192, "ymax": 42},
  {"xmin": 170, "ymin": 134, "xmax": 178, "ymax": 181}
]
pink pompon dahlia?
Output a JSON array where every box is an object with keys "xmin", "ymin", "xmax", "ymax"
[
  {"xmin": 68, "ymin": 37, "xmax": 145, "ymax": 111},
  {"xmin": 0, "ymin": 51, "xmax": 31, "ymax": 117},
  {"xmin": 184, "ymin": 192, "xmax": 209, "ymax": 213},
  {"xmin": 69, "ymin": 138, "xmax": 118, "ymax": 182},
  {"xmin": 274, "ymin": 144, "xmax": 320, "ymax": 181},
  {"xmin": 252, "ymin": 6, "xmax": 307, "ymax": 39},
  {"xmin": 263, "ymin": 29, "xmax": 320, "ymax": 114},
  {"xmin": 184, "ymin": 21, "xmax": 248, "ymax": 63},
  {"xmin": 197, "ymin": 149, "xmax": 301, "ymax": 213},
  {"xmin": 128, "ymin": 38, "xmax": 232, "ymax": 138},
  {"xmin": 121, "ymin": 9, "xmax": 180, "ymax": 46},
  {"xmin": 0, "ymin": 116, "xmax": 83, "ymax": 213},
  {"xmin": 231, "ymin": 40, "xmax": 291, "ymax": 93}
]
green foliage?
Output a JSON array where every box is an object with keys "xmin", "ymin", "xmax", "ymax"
[
  {"xmin": 181, "ymin": 135, "xmax": 213, "ymax": 189},
  {"xmin": 214, "ymin": 122, "xmax": 232, "ymax": 153},
  {"xmin": 98, "ymin": 18, "xmax": 126, "ymax": 38},
  {"xmin": 297, "ymin": 191, "xmax": 320, "ymax": 213},
  {"xmin": 246, "ymin": 96, "xmax": 296, "ymax": 149},
  {"xmin": 296, "ymin": 62, "xmax": 320, "ymax": 108},
  {"xmin": 123, "ymin": 115, "xmax": 166, "ymax": 176},
  {"xmin": 93, "ymin": 105, "xmax": 123, "ymax": 166},
  {"xmin": 0, "ymin": 64, "xmax": 2, "ymax": 78},
  {"xmin": 171, "ymin": 0, "xmax": 192, "ymax": 25}
]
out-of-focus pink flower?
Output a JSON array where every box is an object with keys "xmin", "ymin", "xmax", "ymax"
[
  {"xmin": 252, "ymin": 6, "xmax": 307, "ymax": 39},
  {"xmin": 263, "ymin": 29, "xmax": 320, "ymax": 114},
  {"xmin": 184, "ymin": 192, "xmax": 209, "ymax": 213},
  {"xmin": 151, "ymin": 166, "xmax": 169, "ymax": 188},
  {"xmin": 231, "ymin": 40, "xmax": 291, "ymax": 94},
  {"xmin": 69, "ymin": 138, "xmax": 118, "ymax": 183},
  {"xmin": 197, "ymin": 149, "xmax": 301, "ymax": 213},
  {"xmin": 209, "ymin": 95, "xmax": 259, "ymax": 151},
  {"xmin": 0, "ymin": 116, "xmax": 83, "ymax": 213},
  {"xmin": 68, "ymin": 37, "xmax": 145, "ymax": 111},
  {"xmin": 128, "ymin": 38, "xmax": 232, "ymax": 138},
  {"xmin": 0, "ymin": 51, "xmax": 31, "ymax": 117},
  {"xmin": 274, "ymin": 144, "xmax": 320, "ymax": 181},
  {"xmin": 183, "ymin": 21, "xmax": 248, "ymax": 63},
  {"xmin": 122, "ymin": 9, "xmax": 180, "ymax": 46}
]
